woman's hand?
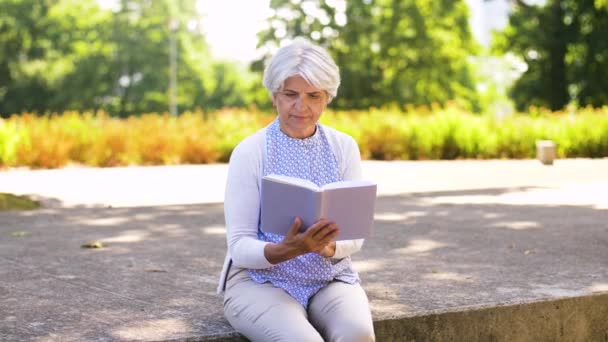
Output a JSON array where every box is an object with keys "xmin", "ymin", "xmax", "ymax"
[
  {"xmin": 264, "ymin": 217, "xmax": 339, "ymax": 264},
  {"xmin": 318, "ymin": 241, "xmax": 336, "ymax": 257},
  {"xmin": 285, "ymin": 217, "xmax": 339, "ymax": 254}
]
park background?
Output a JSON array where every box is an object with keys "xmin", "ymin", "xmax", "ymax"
[
  {"xmin": 1, "ymin": 2, "xmax": 608, "ymax": 340},
  {"xmin": 1, "ymin": 0, "xmax": 607, "ymax": 170}
]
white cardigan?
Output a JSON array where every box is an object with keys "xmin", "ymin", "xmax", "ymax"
[{"xmin": 217, "ymin": 123, "xmax": 365, "ymax": 293}]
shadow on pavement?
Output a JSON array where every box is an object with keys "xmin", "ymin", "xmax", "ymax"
[{"xmin": 1, "ymin": 187, "xmax": 607, "ymax": 341}]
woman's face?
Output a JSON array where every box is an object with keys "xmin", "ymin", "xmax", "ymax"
[{"xmin": 273, "ymin": 76, "xmax": 328, "ymax": 139}]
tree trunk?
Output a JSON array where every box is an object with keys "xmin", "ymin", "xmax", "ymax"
[{"xmin": 547, "ymin": 0, "xmax": 569, "ymax": 110}]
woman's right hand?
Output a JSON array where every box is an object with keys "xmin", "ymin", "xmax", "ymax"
[{"xmin": 264, "ymin": 217, "xmax": 340, "ymax": 264}]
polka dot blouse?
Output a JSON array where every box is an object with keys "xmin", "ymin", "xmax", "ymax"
[{"xmin": 248, "ymin": 118, "xmax": 359, "ymax": 307}]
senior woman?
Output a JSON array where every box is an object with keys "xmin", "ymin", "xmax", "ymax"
[{"xmin": 218, "ymin": 38, "xmax": 375, "ymax": 342}]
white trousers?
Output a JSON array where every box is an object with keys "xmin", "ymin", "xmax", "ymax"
[{"xmin": 223, "ymin": 267, "xmax": 375, "ymax": 342}]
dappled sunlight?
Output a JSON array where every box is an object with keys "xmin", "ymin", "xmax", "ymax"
[
  {"xmin": 163, "ymin": 205, "xmax": 199, "ymax": 211},
  {"xmin": 424, "ymin": 184, "xmax": 608, "ymax": 210},
  {"xmin": 496, "ymin": 286, "xmax": 525, "ymax": 295},
  {"xmin": 151, "ymin": 224, "xmax": 189, "ymax": 237},
  {"xmin": 157, "ymin": 223, "xmax": 181, "ymax": 230},
  {"xmin": 112, "ymin": 318, "xmax": 193, "ymax": 341},
  {"xmin": 374, "ymin": 211, "xmax": 426, "ymax": 222},
  {"xmin": 483, "ymin": 212, "xmax": 503, "ymax": 219},
  {"xmin": 134, "ymin": 212, "xmax": 164, "ymax": 220},
  {"xmin": 391, "ymin": 239, "xmax": 448, "ymax": 255},
  {"xmin": 425, "ymin": 194, "xmax": 517, "ymax": 205},
  {"xmin": 202, "ymin": 225, "xmax": 226, "ymax": 235},
  {"xmin": 3, "ymin": 184, "xmax": 607, "ymax": 340},
  {"xmin": 176, "ymin": 209, "xmax": 221, "ymax": 217},
  {"xmin": 195, "ymin": 274, "xmax": 221, "ymax": 286},
  {"xmin": 8, "ymin": 207, "xmax": 59, "ymax": 217},
  {"xmin": 366, "ymin": 282, "xmax": 412, "ymax": 317},
  {"xmin": 374, "ymin": 212, "xmax": 408, "ymax": 221},
  {"xmin": 490, "ymin": 220, "xmax": 540, "ymax": 230},
  {"xmin": 588, "ymin": 283, "xmax": 608, "ymax": 293},
  {"xmin": 422, "ymin": 271, "xmax": 475, "ymax": 283},
  {"xmin": 72, "ymin": 216, "xmax": 130, "ymax": 227},
  {"xmin": 166, "ymin": 298, "xmax": 198, "ymax": 306},
  {"xmin": 352, "ymin": 260, "xmax": 385, "ymax": 273},
  {"xmin": 435, "ymin": 210, "xmax": 450, "ymax": 216},
  {"xmin": 101, "ymin": 230, "xmax": 149, "ymax": 243},
  {"xmin": 531, "ymin": 284, "xmax": 587, "ymax": 298}
]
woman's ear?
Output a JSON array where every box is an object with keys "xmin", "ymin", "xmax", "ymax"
[
  {"xmin": 271, "ymin": 93, "xmax": 278, "ymax": 107},
  {"xmin": 325, "ymin": 91, "xmax": 332, "ymax": 105}
]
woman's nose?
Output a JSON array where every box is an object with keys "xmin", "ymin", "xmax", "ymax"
[{"xmin": 293, "ymin": 95, "xmax": 307, "ymax": 111}]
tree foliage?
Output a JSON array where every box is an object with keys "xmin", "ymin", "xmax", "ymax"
[
  {"xmin": 492, "ymin": 0, "xmax": 608, "ymax": 110},
  {"xmin": 5, "ymin": 1, "xmax": 606, "ymax": 116},
  {"xmin": 0, "ymin": 0, "xmax": 256, "ymax": 117},
  {"xmin": 254, "ymin": 0, "xmax": 479, "ymax": 110}
]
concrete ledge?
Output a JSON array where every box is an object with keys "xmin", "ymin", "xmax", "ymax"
[
  {"xmin": 374, "ymin": 293, "xmax": 608, "ymax": 342},
  {"xmin": 190, "ymin": 293, "xmax": 608, "ymax": 341},
  {"xmin": 1, "ymin": 160, "xmax": 607, "ymax": 341}
]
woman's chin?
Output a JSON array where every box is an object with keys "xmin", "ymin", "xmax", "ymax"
[
  {"xmin": 285, "ymin": 123, "xmax": 315, "ymax": 138},
  {"xmin": 288, "ymin": 115, "xmax": 311, "ymax": 122}
]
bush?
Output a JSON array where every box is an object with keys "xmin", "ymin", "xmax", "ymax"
[{"xmin": 0, "ymin": 106, "xmax": 606, "ymax": 169}]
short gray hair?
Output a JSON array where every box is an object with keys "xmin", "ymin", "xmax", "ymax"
[{"xmin": 263, "ymin": 38, "xmax": 340, "ymax": 103}]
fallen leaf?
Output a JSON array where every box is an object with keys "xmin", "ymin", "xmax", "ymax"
[
  {"xmin": 11, "ymin": 231, "xmax": 29, "ymax": 237},
  {"xmin": 81, "ymin": 241, "xmax": 105, "ymax": 249},
  {"xmin": 144, "ymin": 268, "xmax": 167, "ymax": 273}
]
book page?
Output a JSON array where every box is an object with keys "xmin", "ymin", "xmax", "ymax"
[
  {"xmin": 263, "ymin": 174, "xmax": 321, "ymax": 192},
  {"xmin": 321, "ymin": 179, "xmax": 375, "ymax": 191},
  {"xmin": 260, "ymin": 177, "xmax": 322, "ymax": 236},
  {"xmin": 320, "ymin": 183, "xmax": 377, "ymax": 240}
]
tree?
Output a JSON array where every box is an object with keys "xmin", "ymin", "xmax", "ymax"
[
  {"xmin": 0, "ymin": 0, "xmax": 255, "ymax": 116},
  {"xmin": 254, "ymin": 0, "xmax": 479, "ymax": 110},
  {"xmin": 100, "ymin": 0, "xmax": 216, "ymax": 116},
  {"xmin": 492, "ymin": 0, "xmax": 608, "ymax": 110},
  {"xmin": 0, "ymin": 0, "xmax": 80, "ymax": 115}
]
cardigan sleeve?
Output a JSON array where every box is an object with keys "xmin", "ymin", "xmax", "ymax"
[
  {"xmin": 333, "ymin": 134, "xmax": 365, "ymax": 259},
  {"xmin": 224, "ymin": 138, "xmax": 273, "ymax": 269}
]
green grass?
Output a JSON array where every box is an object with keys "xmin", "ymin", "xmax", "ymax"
[{"xmin": 0, "ymin": 193, "xmax": 40, "ymax": 211}]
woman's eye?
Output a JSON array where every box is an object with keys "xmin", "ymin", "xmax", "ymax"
[{"xmin": 284, "ymin": 92, "xmax": 297, "ymax": 97}]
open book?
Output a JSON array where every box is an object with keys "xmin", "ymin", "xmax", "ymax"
[{"xmin": 260, "ymin": 174, "xmax": 377, "ymax": 240}]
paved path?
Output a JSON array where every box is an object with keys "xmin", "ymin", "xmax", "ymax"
[
  {"xmin": 1, "ymin": 159, "xmax": 607, "ymax": 208},
  {"xmin": 1, "ymin": 159, "xmax": 607, "ymax": 341}
]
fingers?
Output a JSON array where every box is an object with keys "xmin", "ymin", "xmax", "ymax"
[
  {"xmin": 304, "ymin": 220, "xmax": 339, "ymax": 252},
  {"xmin": 319, "ymin": 224, "xmax": 339, "ymax": 242},
  {"xmin": 306, "ymin": 219, "xmax": 330, "ymax": 236},
  {"xmin": 286, "ymin": 217, "xmax": 303, "ymax": 237},
  {"xmin": 311, "ymin": 227, "xmax": 339, "ymax": 255},
  {"xmin": 307, "ymin": 219, "xmax": 339, "ymax": 239},
  {"xmin": 317, "ymin": 231, "xmax": 338, "ymax": 250},
  {"xmin": 318, "ymin": 241, "xmax": 337, "ymax": 257},
  {"xmin": 282, "ymin": 218, "xmax": 339, "ymax": 255}
]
